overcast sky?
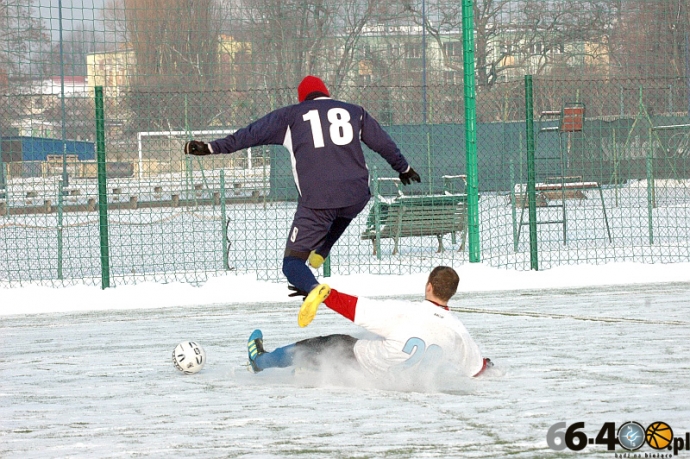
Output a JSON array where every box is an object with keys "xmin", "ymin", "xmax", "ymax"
[{"xmin": 37, "ymin": 0, "xmax": 106, "ymax": 39}]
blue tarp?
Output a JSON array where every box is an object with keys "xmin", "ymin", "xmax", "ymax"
[{"xmin": 1, "ymin": 136, "xmax": 95, "ymax": 161}]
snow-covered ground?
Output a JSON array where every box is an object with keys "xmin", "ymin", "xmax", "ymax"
[
  {"xmin": 2, "ymin": 176, "xmax": 689, "ymax": 287},
  {"xmin": 2, "ymin": 262, "xmax": 690, "ymax": 458}
]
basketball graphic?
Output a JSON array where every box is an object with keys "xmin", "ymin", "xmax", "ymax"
[{"xmin": 646, "ymin": 422, "xmax": 673, "ymax": 450}]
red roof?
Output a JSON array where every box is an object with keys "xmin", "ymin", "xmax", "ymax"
[{"xmin": 49, "ymin": 76, "xmax": 87, "ymax": 85}]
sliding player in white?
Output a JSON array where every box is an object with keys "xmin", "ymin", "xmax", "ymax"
[{"xmin": 247, "ymin": 266, "xmax": 493, "ymax": 378}]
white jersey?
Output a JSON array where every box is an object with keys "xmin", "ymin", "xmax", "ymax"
[{"xmin": 351, "ymin": 298, "xmax": 484, "ymax": 377}]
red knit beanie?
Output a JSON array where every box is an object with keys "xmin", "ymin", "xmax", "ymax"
[{"xmin": 297, "ymin": 75, "xmax": 330, "ymax": 102}]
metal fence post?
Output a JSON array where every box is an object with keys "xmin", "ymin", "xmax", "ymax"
[
  {"xmin": 220, "ymin": 169, "xmax": 229, "ymax": 270},
  {"xmin": 462, "ymin": 0, "xmax": 480, "ymax": 263},
  {"xmin": 0, "ymin": 127, "xmax": 5, "ymax": 199},
  {"xmin": 372, "ymin": 167, "xmax": 382, "ymax": 260},
  {"xmin": 95, "ymin": 86, "xmax": 111, "ymax": 289},
  {"xmin": 525, "ymin": 75, "xmax": 539, "ymax": 271},
  {"xmin": 57, "ymin": 179, "xmax": 64, "ymax": 280},
  {"xmin": 646, "ymin": 127, "xmax": 655, "ymax": 244},
  {"xmin": 510, "ymin": 159, "xmax": 518, "ymax": 252},
  {"xmin": 323, "ymin": 254, "xmax": 331, "ymax": 277}
]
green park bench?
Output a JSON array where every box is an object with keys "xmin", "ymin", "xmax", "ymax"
[{"xmin": 361, "ymin": 177, "xmax": 469, "ymax": 257}]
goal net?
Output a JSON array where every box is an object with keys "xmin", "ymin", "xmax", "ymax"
[{"xmin": 136, "ymin": 129, "xmax": 260, "ymax": 178}]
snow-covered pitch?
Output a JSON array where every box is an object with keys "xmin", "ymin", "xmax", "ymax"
[{"xmin": 2, "ymin": 265, "xmax": 690, "ymax": 458}]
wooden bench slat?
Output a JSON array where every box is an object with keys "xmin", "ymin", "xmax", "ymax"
[
  {"xmin": 361, "ymin": 193, "xmax": 469, "ymax": 254},
  {"xmin": 535, "ymin": 181, "xmax": 599, "ymax": 191}
]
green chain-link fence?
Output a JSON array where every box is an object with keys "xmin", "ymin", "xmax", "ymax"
[{"xmin": 1, "ymin": 0, "xmax": 689, "ymax": 288}]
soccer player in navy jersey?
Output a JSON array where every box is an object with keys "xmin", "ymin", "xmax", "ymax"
[{"xmin": 184, "ymin": 76, "xmax": 420, "ymax": 325}]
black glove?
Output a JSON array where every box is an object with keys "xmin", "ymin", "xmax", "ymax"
[
  {"xmin": 399, "ymin": 167, "xmax": 421, "ymax": 185},
  {"xmin": 184, "ymin": 140, "xmax": 211, "ymax": 156},
  {"xmin": 288, "ymin": 285, "xmax": 309, "ymax": 299}
]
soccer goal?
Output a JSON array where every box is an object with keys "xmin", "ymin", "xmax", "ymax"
[{"xmin": 137, "ymin": 129, "xmax": 259, "ymax": 179}]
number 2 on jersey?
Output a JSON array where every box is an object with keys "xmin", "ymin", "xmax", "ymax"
[
  {"xmin": 302, "ymin": 108, "xmax": 354, "ymax": 148},
  {"xmin": 399, "ymin": 337, "xmax": 443, "ymax": 370}
]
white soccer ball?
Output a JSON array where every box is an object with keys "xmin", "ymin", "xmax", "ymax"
[{"xmin": 172, "ymin": 341, "xmax": 206, "ymax": 374}]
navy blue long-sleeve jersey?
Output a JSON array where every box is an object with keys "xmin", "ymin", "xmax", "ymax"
[{"xmin": 208, "ymin": 97, "xmax": 410, "ymax": 209}]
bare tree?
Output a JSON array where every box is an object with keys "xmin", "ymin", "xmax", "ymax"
[
  {"xmin": 124, "ymin": 0, "xmax": 223, "ymax": 85},
  {"xmin": 0, "ymin": 0, "xmax": 47, "ymax": 79},
  {"xmin": 101, "ymin": 0, "xmax": 231, "ymax": 132},
  {"xmin": 609, "ymin": 0, "xmax": 689, "ymax": 79},
  {"xmin": 330, "ymin": 1, "xmax": 410, "ymax": 89},
  {"xmin": 236, "ymin": 0, "xmax": 408, "ymax": 105},
  {"xmin": 399, "ymin": 0, "xmax": 519, "ymax": 91},
  {"xmin": 403, "ymin": 0, "xmax": 615, "ymax": 88},
  {"xmin": 45, "ymin": 25, "xmax": 103, "ymax": 77},
  {"xmin": 519, "ymin": 0, "xmax": 616, "ymax": 75},
  {"xmin": 101, "ymin": 0, "xmax": 129, "ymax": 46},
  {"xmin": 403, "ymin": 0, "xmax": 514, "ymax": 89},
  {"xmin": 237, "ymin": 0, "xmax": 336, "ymax": 105}
]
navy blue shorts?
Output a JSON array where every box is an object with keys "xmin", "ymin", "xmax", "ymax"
[{"xmin": 285, "ymin": 197, "xmax": 369, "ymax": 253}]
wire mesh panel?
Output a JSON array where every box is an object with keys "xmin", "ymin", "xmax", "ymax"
[
  {"xmin": 474, "ymin": 1, "xmax": 690, "ymax": 270},
  {"xmin": 0, "ymin": 0, "xmax": 689, "ymax": 288},
  {"xmin": 476, "ymin": 77, "xmax": 690, "ymax": 269}
]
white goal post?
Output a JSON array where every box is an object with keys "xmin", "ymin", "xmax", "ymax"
[{"xmin": 137, "ymin": 129, "xmax": 257, "ymax": 179}]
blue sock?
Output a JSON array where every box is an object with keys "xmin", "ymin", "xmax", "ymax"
[
  {"xmin": 255, "ymin": 344, "xmax": 296, "ymax": 370},
  {"xmin": 282, "ymin": 256, "xmax": 318, "ymax": 293}
]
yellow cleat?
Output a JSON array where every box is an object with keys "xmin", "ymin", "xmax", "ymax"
[
  {"xmin": 298, "ymin": 284, "xmax": 331, "ymax": 327},
  {"xmin": 308, "ymin": 251, "xmax": 325, "ymax": 269}
]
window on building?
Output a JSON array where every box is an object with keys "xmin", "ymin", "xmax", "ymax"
[
  {"xmin": 443, "ymin": 42, "xmax": 461, "ymax": 57},
  {"xmin": 404, "ymin": 43, "xmax": 422, "ymax": 59}
]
